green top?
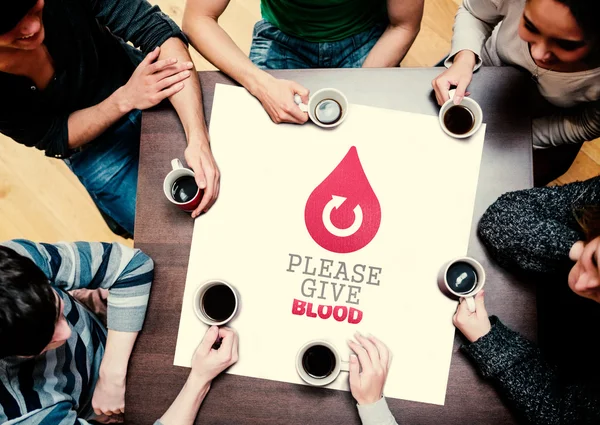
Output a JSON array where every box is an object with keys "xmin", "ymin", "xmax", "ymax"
[{"xmin": 260, "ymin": 0, "xmax": 388, "ymax": 43}]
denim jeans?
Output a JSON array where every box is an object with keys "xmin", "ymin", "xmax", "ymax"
[
  {"xmin": 64, "ymin": 110, "xmax": 141, "ymax": 235},
  {"xmin": 249, "ymin": 20, "xmax": 386, "ymax": 69}
]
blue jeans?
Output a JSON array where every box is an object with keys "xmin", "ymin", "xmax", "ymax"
[
  {"xmin": 64, "ymin": 110, "xmax": 141, "ymax": 235},
  {"xmin": 249, "ymin": 20, "xmax": 386, "ymax": 69}
]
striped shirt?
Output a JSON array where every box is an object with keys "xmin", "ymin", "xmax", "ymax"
[{"xmin": 0, "ymin": 240, "xmax": 154, "ymax": 424}]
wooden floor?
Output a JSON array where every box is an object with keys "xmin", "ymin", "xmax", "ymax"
[{"xmin": 0, "ymin": 0, "xmax": 598, "ymax": 244}]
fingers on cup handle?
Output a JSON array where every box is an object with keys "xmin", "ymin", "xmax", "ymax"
[
  {"xmin": 453, "ymin": 78, "xmax": 470, "ymax": 105},
  {"xmin": 292, "ymin": 82, "xmax": 310, "ymax": 103},
  {"xmin": 465, "ymin": 296, "xmax": 477, "ymax": 313}
]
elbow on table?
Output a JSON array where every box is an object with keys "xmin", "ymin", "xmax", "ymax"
[{"xmin": 477, "ymin": 192, "xmax": 525, "ymax": 256}]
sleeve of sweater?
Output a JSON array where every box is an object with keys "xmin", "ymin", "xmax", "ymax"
[
  {"xmin": 477, "ymin": 176, "xmax": 600, "ymax": 273},
  {"xmin": 1, "ymin": 240, "xmax": 154, "ymax": 332},
  {"xmin": 357, "ymin": 397, "xmax": 399, "ymax": 425},
  {"xmin": 461, "ymin": 316, "xmax": 600, "ymax": 425},
  {"xmin": 88, "ymin": 0, "xmax": 188, "ymax": 55},
  {"xmin": 444, "ymin": 0, "xmax": 506, "ymax": 69},
  {"xmin": 533, "ymin": 101, "xmax": 600, "ymax": 147}
]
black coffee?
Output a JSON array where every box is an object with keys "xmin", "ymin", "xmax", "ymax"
[
  {"xmin": 202, "ymin": 284, "xmax": 236, "ymax": 322},
  {"xmin": 171, "ymin": 176, "xmax": 198, "ymax": 203},
  {"xmin": 446, "ymin": 261, "xmax": 478, "ymax": 294},
  {"xmin": 302, "ymin": 345, "xmax": 336, "ymax": 379},
  {"xmin": 443, "ymin": 105, "xmax": 475, "ymax": 135},
  {"xmin": 315, "ymin": 99, "xmax": 342, "ymax": 125}
]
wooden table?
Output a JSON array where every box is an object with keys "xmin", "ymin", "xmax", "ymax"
[{"xmin": 128, "ymin": 68, "xmax": 536, "ymax": 424}]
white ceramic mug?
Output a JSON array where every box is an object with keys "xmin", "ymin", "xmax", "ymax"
[
  {"xmin": 437, "ymin": 256, "xmax": 486, "ymax": 312},
  {"xmin": 438, "ymin": 89, "xmax": 483, "ymax": 139},
  {"xmin": 294, "ymin": 88, "xmax": 349, "ymax": 128},
  {"xmin": 193, "ymin": 279, "xmax": 239, "ymax": 326},
  {"xmin": 163, "ymin": 159, "xmax": 202, "ymax": 212},
  {"xmin": 296, "ymin": 339, "xmax": 349, "ymax": 386}
]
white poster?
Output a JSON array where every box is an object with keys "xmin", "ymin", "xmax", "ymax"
[{"xmin": 174, "ymin": 84, "xmax": 486, "ymax": 405}]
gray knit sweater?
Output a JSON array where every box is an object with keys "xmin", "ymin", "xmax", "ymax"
[
  {"xmin": 478, "ymin": 176, "xmax": 600, "ymax": 273},
  {"xmin": 462, "ymin": 317, "xmax": 600, "ymax": 425},
  {"xmin": 464, "ymin": 177, "xmax": 600, "ymax": 424}
]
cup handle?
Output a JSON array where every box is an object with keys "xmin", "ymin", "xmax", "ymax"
[
  {"xmin": 340, "ymin": 360, "xmax": 350, "ymax": 373},
  {"xmin": 464, "ymin": 296, "xmax": 476, "ymax": 313},
  {"xmin": 293, "ymin": 94, "xmax": 309, "ymax": 113},
  {"xmin": 448, "ymin": 89, "xmax": 457, "ymax": 103},
  {"xmin": 171, "ymin": 158, "xmax": 183, "ymax": 170}
]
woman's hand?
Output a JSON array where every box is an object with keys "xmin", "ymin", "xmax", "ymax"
[
  {"xmin": 432, "ymin": 50, "xmax": 477, "ymax": 106},
  {"xmin": 453, "ymin": 291, "xmax": 492, "ymax": 343}
]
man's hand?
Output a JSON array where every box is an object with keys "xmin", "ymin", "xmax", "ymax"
[
  {"xmin": 252, "ymin": 75, "xmax": 309, "ymax": 124},
  {"xmin": 453, "ymin": 290, "xmax": 492, "ymax": 343},
  {"xmin": 116, "ymin": 46, "xmax": 192, "ymax": 113},
  {"xmin": 92, "ymin": 371, "xmax": 126, "ymax": 419},
  {"xmin": 348, "ymin": 333, "xmax": 392, "ymax": 405},
  {"xmin": 190, "ymin": 326, "xmax": 239, "ymax": 387},
  {"xmin": 184, "ymin": 139, "xmax": 220, "ymax": 217},
  {"xmin": 432, "ymin": 50, "xmax": 476, "ymax": 106}
]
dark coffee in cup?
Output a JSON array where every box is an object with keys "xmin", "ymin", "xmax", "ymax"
[
  {"xmin": 171, "ymin": 176, "xmax": 198, "ymax": 203},
  {"xmin": 202, "ymin": 284, "xmax": 236, "ymax": 322},
  {"xmin": 443, "ymin": 105, "xmax": 475, "ymax": 135},
  {"xmin": 314, "ymin": 99, "xmax": 342, "ymax": 125},
  {"xmin": 301, "ymin": 344, "xmax": 336, "ymax": 378},
  {"xmin": 446, "ymin": 261, "xmax": 478, "ymax": 294}
]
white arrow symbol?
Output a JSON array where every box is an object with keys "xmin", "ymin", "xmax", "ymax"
[{"xmin": 322, "ymin": 195, "xmax": 363, "ymax": 237}]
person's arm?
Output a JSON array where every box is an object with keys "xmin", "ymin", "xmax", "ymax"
[
  {"xmin": 362, "ymin": 0, "xmax": 424, "ymax": 68},
  {"xmin": 67, "ymin": 46, "xmax": 190, "ymax": 150},
  {"xmin": 348, "ymin": 333, "xmax": 399, "ymax": 425},
  {"xmin": 477, "ymin": 177, "xmax": 600, "ymax": 273},
  {"xmin": 156, "ymin": 326, "xmax": 239, "ymax": 425},
  {"xmin": 182, "ymin": 0, "xmax": 309, "ymax": 125},
  {"xmin": 454, "ymin": 294, "xmax": 600, "ymax": 425},
  {"xmin": 84, "ymin": 0, "xmax": 219, "ymax": 215},
  {"xmin": 1, "ymin": 240, "xmax": 154, "ymax": 329},
  {"xmin": 14, "ymin": 403, "xmax": 99, "ymax": 425},
  {"xmin": 154, "ymin": 37, "xmax": 219, "ymax": 215},
  {"xmin": 432, "ymin": 0, "xmax": 506, "ymax": 105},
  {"xmin": 533, "ymin": 101, "xmax": 600, "ymax": 147},
  {"xmin": 0, "ymin": 240, "xmax": 154, "ymax": 419}
]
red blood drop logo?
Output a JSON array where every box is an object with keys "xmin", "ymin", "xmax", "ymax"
[{"xmin": 304, "ymin": 147, "xmax": 381, "ymax": 253}]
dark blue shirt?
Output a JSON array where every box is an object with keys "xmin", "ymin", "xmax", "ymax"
[{"xmin": 0, "ymin": 0, "xmax": 186, "ymax": 158}]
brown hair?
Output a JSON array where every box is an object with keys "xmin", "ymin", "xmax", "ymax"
[{"xmin": 575, "ymin": 206, "xmax": 600, "ymax": 241}]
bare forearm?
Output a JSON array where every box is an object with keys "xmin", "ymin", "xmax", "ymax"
[
  {"xmin": 67, "ymin": 88, "xmax": 130, "ymax": 149},
  {"xmin": 99, "ymin": 330, "xmax": 138, "ymax": 382},
  {"xmin": 362, "ymin": 24, "xmax": 420, "ymax": 68},
  {"xmin": 158, "ymin": 37, "xmax": 209, "ymax": 143},
  {"xmin": 158, "ymin": 376, "xmax": 210, "ymax": 425},
  {"xmin": 183, "ymin": 15, "xmax": 270, "ymax": 97}
]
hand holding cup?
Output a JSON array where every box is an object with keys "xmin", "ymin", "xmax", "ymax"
[
  {"xmin": 348, "ymin": 333, "xmax": 392, "ymax": 406},
  {"xmin": 438, "ymin": 257, "xmax": 486, "ymax": 312},
  {"xmin": 453, "ymin": 291, "xmax": 491, "ymax": 343},
  {"xmin": 294, "ymin": 88, "xmax": 349, "ymax": 128},
  {"xmin": 190, "ymin": 326, "xmax": 239, "ymax": 387}
]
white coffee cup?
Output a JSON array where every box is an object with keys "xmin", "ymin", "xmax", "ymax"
[
  {"xmin": 296, "ymin": 339, "xmax": 349, "ymax": 386},
  {"xmin": 294, "ymin": 88, "xmax": 349, "ymax": 128},
  {"xmin": 437, "ymin": 256, "xmax": 486, "ymax": 312},
  {"xmin": 438, "ymin": 89, "xmax": 483, "ymax": 139},
  {"xmin": 163, "ymin": 159, "xmax": 202, "ymax": 212},
  {"xmin": 193, "ymin": 279, "xmax": 239, "ymax": 326}
]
